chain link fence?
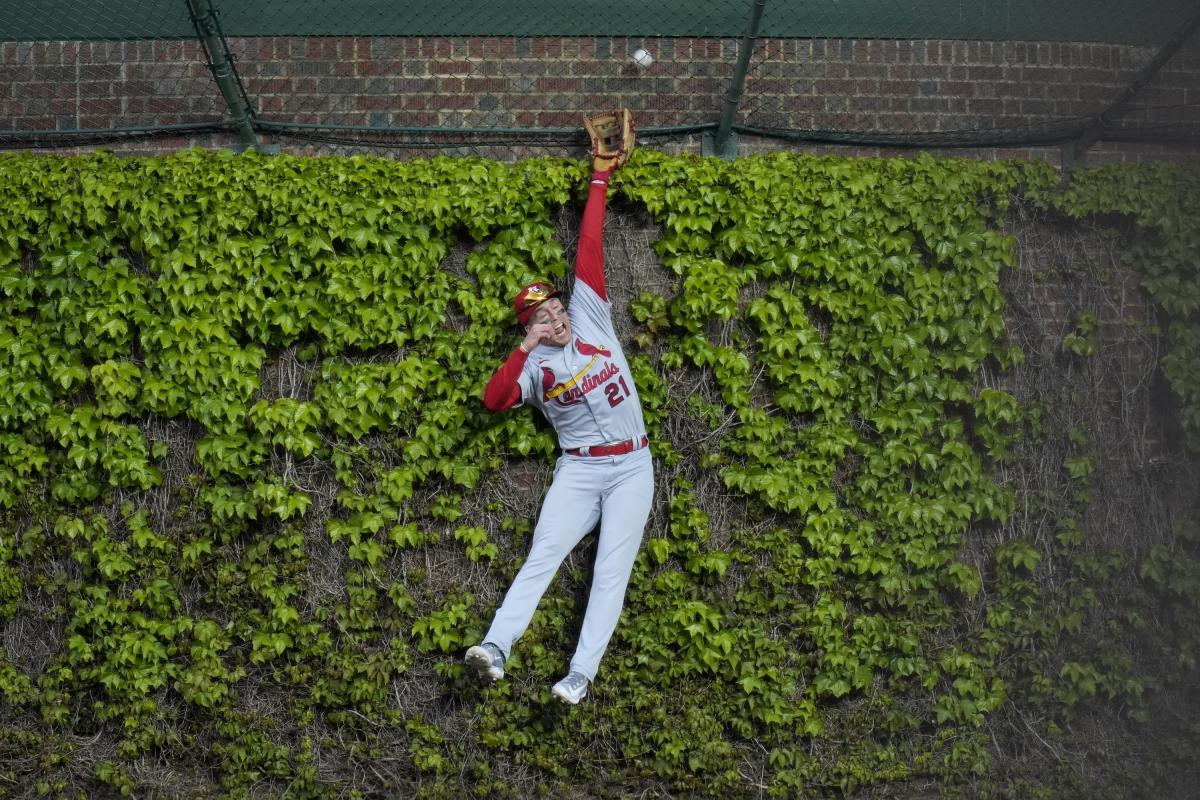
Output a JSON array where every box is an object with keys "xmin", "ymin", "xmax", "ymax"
[
  {"xmin": 2, "ymin": 0, "xmax": 1198, "ymax": 160},
  {"xmin": 0, "ymin": 0, "xmax": 231, "ymax": 148}
]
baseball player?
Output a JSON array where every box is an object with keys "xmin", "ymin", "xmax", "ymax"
[{"xmin": 465, "ymin": 110, "xmax": 651, "ymax": 705}]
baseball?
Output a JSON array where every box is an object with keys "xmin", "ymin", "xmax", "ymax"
[{"xmin": 632, "ymin": 48, "xmax": 653, "ymax": 68}]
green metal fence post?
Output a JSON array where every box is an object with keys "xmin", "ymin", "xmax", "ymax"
[
  {"xmin": 1065, "ymin": 10, "xmax": 1200, "ymax": 175},
  {"xmin": 186, "ymin": 0, "xmax": 258, "ymax": 151},
  {"xmin": 703, "ymin": 0, "xmax": 768, "ymax": 160}
]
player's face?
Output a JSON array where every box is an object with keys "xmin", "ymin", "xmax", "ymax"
[{"xmin": 527, "ymin": 299, "xmax": 571, "ymax": 347}]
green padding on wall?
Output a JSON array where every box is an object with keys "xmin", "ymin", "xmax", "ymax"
[{"xmin": 0, "ymin": 0, "xmax": 1192, "ymax": 45}]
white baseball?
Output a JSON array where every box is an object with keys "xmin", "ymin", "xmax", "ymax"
[{"xmin": 632, "ymin": 48, "xmax": 653, "ymax": 68}]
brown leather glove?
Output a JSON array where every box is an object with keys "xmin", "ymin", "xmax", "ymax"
[{"xmin": 583, "ymin": 108, "xmax": 636, "ymax": 172}]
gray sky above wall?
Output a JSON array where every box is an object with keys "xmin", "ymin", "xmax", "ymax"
[{"xmin": 0, "ymin": 0, "xmax": 1193, "ymax": 46}]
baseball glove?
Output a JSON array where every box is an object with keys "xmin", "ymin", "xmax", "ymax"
[{"xmin": 583, "ymin": 108, "xmax": 635, "ymax": 172}]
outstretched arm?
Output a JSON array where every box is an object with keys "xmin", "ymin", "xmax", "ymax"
[
  {"xmin": 576, "ymin": 109, "xmax": 633, "ymax": 301},
  {"xmin": 575, "ymin": 168, "xmax": 612, "ymax": 301}
]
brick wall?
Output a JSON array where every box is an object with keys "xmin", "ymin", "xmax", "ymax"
[
  {"xmin": 3, "ymin": 34, "xmax": 1198, "ymax": 165},
  {"xmin": 0, "ymin": 40, "xmax": 224, "ymax": 130}
]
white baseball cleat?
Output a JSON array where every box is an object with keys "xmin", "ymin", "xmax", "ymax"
[
  {"xmin": 465, "ymin": 643, "xmax": 505, "ymax": 682},
  {"xmin": 551, "ymin": 671, "xmax": 590, "ymax": 704}
]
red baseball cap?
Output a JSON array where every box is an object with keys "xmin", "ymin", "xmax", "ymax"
[{"xmin": 513, "ymin": 281, "xmax": 560, "ymax": 326}]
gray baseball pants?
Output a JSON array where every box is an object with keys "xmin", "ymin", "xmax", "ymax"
[{"xmin": 483, "ymin": 446, "xmax": 653, "ymax": 681}]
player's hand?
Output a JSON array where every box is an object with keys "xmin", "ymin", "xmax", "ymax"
[{"xmin": 521, "ymin": 323, "xmax": 554, "ymax": 352}]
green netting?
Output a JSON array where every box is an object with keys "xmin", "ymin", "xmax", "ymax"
[
  {"xmin": 0, "ymin": 0, "xmax": 1196, "ymax": 158},
  {"xmin": 2, "ymin": 0, "xmax": 1195, "ymax": 44}
]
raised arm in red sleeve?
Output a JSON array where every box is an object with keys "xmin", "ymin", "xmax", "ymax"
[
  {"xmin": 483, "ymin": 347, "xmax": 529, "ymax": 411},
  {"xmin": 574, "ymin": 169, "xmax": 612, "ymax": 301}
]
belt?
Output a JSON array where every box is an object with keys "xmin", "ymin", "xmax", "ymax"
[{"xmin": 565, "ymin": 435, "xmax": 649, "ymax": 458}]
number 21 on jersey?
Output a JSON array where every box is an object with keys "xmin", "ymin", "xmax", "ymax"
[{"xmin": 604, "ymin": 376, "xmax": 632, "ymax": 407}]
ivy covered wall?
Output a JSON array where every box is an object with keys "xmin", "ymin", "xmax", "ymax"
[{"xmin": 0, "ymin": 150, "xmax": 1197, "ymax": 798}]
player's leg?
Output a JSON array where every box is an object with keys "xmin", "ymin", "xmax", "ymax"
[
  {"xmin": 568, "ymin": 449, "xmax": 654, "ymax": 682},
  {"xmin": 481, "ymin": 458, "xmax": 603, "ymax": 661}
]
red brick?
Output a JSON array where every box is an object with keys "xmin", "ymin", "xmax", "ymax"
[
  {"xmin": 812, "ymin": 111, "xmax": 854, "ymax": 129},
  {"xmin": 1046, "ymin": 83, "xmax": 1080, "ymax": 100},
  {"xmin": 116, "ymin": 80, "xmax": 155, "ymax": 96},
  {"xmin": 1074, "ymin": 67, "xmax": 1120, "ymax": 84},
  {"xmin": 966, "ymin": 65, "xmax": 1005, "ymax": 81},
  {"xmin": 467, "ymin": 77, "xmax": 512, "ymax": 92},
  {"xmin": 536, "ymin": 110, "xmax": 577, "ymax": 126},
  {"xmin": 1143, "ymin": 86, "xmax": 1187, "ymax": 105},
  {"xmin": 532, "ymin": 39, "xmax": 563, "ymax": 58},
  {"xmin": 79, "ymin": 96, "xmax": 121, "ymax": 113},
  {"xmin": 849, "ymin": 95, "xmax": 883, "ymax": 113},
  {"xmin": 16, "ymin": 82, "xmax": 53, "ymax": 99},
  {"xmin": 748, "ymin": 77, "xmax": 790, "ymax": 95},
  {"xmin": 682, "ymin": 78, "xmax": 722, "ymax": 95},
  {"xmin": 419, "ymin": 38, "xmax": 452, "ymax": 58},
  {"xmin": 389, "ymin": 78, "xmax": 431, "ymax": 95},
  {"xmin": 242, "ymin": 39, "xmax": 268, "ymax": 60},
  {"xmin": 1021, "ymin": 99, "xmax": 1057, "ymax": 115},
  {"xmin": 0, "ymin": 66, "xmax": 33, "ymax": 82},
  {"xmin": 356, "ymin": 95, "xmax": 400, "ymax": 111},
  {"xmin": 356, "ymin": 60, "xmax": 386, "ymax": 76},
  {"xmin": 431, "ymin": 60, "xmax": 472, "ymax": 75},
  {"xmin": 250, "ymin": 78, "xmax": 290, "ymax": 94},
  {"xmin": 846, "ymin": 62, "xmax": 888, "ymax": 79},
  {"xmin": 899, "ymin": 64, "xmax": 954, "ymax": 80},
  {"xmin": 1018, "ymin": 66, "xmax": 1059, "ymax": 83},
  {"xmin": 940, "ymin": 80, "xmax": 977, "ymax": 97},
  {"xmin": 1077, "ymin": 84, "xmax": 1112, "ymax": 103},
  {"xmin": 910, "ymin": 97, "xmax": 953, "ymax": 113},
  {"xmin": 15, "ymin": 116, "xmax": 54, "ymax": 129},
  {"xmin": 814, "ymin": 77, "xmax": 856, "ymax": 94},
  {"xmin": 880, "ymin": 79, "xmax": 918, "ymax": 96},
  {"xmin": 79, "ymin": 64, "xmax": 122, "ymax": 81},
  {"xmin": 967, "ymin": 98, "xmax": 1003, "ymax": 114}
]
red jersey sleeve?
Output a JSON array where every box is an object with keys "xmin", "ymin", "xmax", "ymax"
[
  {"xmin": 483, "ymin": 347, "xmax": 529, "ymax": 411},
  {"xmin": 574, "ymin": 169, "xmax": 612, "ymax": 301}
]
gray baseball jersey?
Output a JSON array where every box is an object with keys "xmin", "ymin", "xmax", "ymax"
[{"xmin": 516, "ymin": 281, "xmax": 647, "ymax": 451}]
